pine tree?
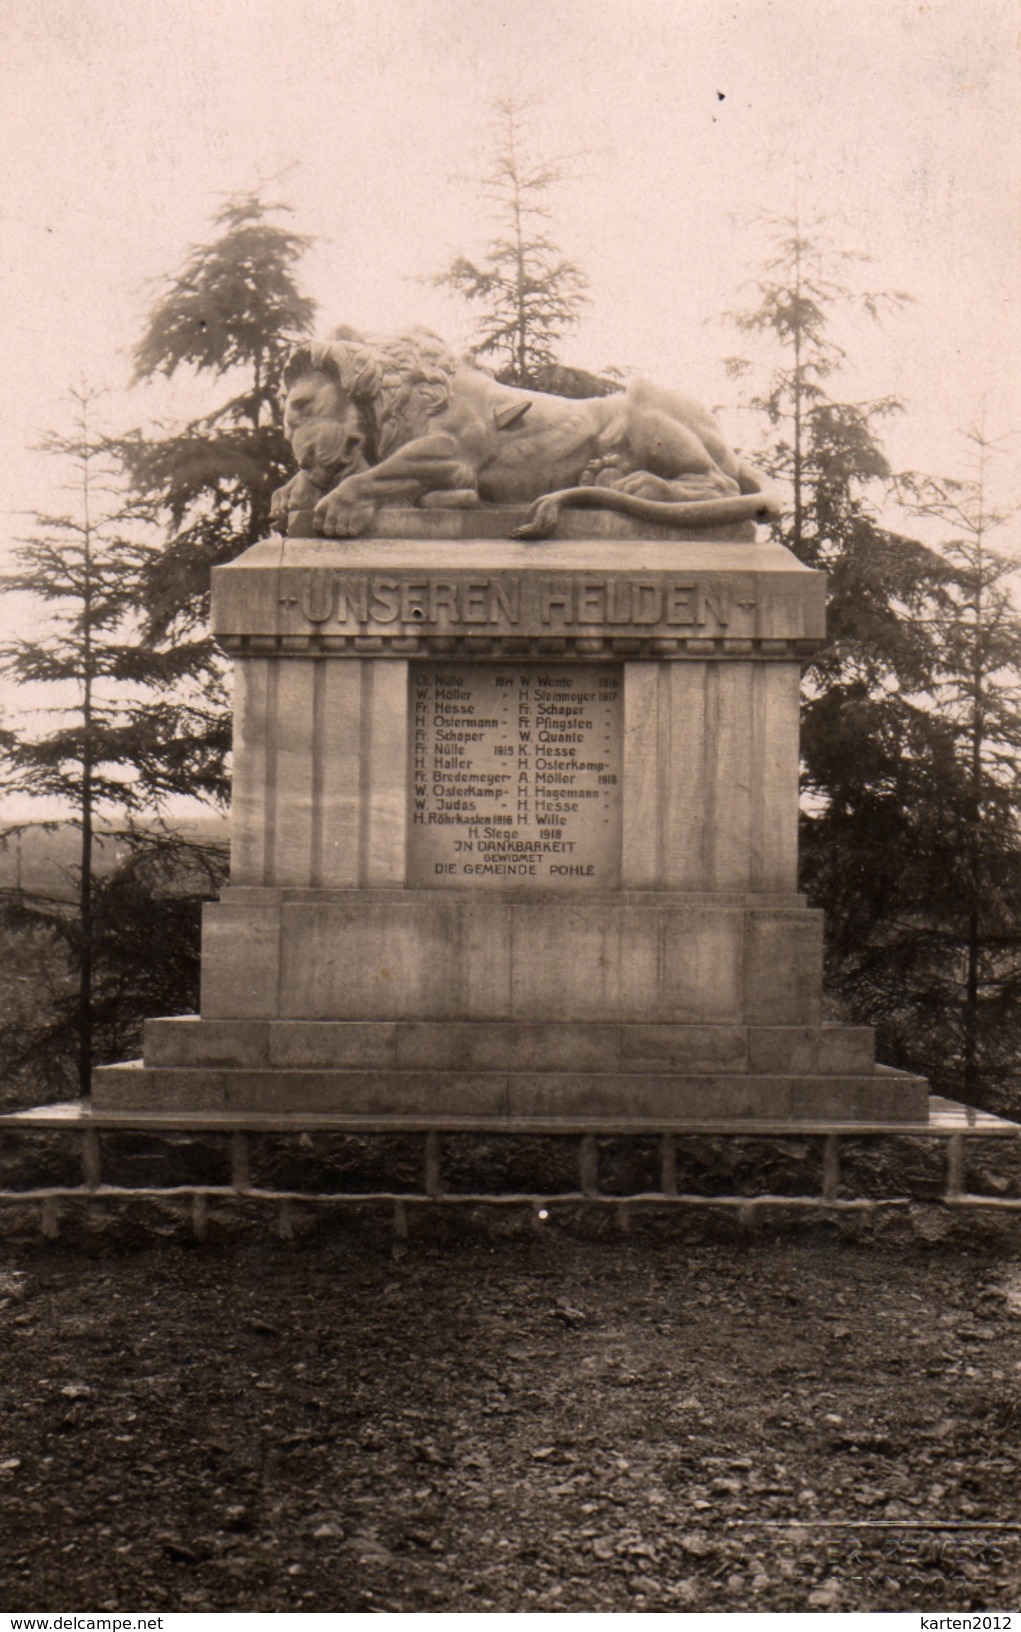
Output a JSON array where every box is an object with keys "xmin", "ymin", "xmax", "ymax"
[
  {"xmin": 724, "ymin": 216, "xmax": 950, "ymax": 790},
  {"xmin": 124, "ymin": 191, "xmax": 316, "ymax": 638},
  {"xmin": 722, "ymin": 216, "xmax": 988, "ymax": 1091},
  {"xmin": 0, "ymin": 390, "xmax": 227, "ymax": 1102},
  {"xmin": 110, "ymin": 190, "xmax": 318, "ymax": 934},
  {"xmin": 897, "ymin": 429, "xmax": 1021, "ymax": 1109},
  {"xmin": 724, "ymin": 215, "xmax": 910, "ymax": 554},
  {"xmin": 1, "ymin": 199, "xmax": 316, "ymax": 1106},
  {"xmin": 431, "ymin": 100, "xmax": 590, "ymax": 388}
]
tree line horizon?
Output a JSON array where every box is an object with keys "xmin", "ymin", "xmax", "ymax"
[{"xmin": 2, "ymin": 99, "xmax": 1020, "ymax": 1119}]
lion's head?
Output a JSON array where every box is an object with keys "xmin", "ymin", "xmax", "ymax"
[{"xmin": 281, "ymin": 327, "xmax": 460, "ymax": 471}]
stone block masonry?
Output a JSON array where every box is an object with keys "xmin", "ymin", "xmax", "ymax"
[{"xmin": 90, "ymin": 514, "xmax": 927, "ymax": 1125}]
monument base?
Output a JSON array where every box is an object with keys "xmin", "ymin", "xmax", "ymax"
[
  {"xmin": 91, "ymin": 879, "xmax": 927, "ymax": 1124},
  {"xmin": 93, "ymin": 1054, "xmax": 927, "ymax": 1124},
  {"xmin": 90, "ymin": 521, "xmax": 929, "ymax": 1128}
]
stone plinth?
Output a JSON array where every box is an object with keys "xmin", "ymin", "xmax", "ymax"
[{"xmin": 92, "ymin": 510, "xmax": 928, "ymax": 1124}]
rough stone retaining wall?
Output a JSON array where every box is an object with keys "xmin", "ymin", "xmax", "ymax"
[{"xmin": 1, "ymin": 1116, "xmax": 1020, "ymax": 1247}]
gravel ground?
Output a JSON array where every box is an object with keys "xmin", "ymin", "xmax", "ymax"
[{"xmin": 0, "ymin": 1224, "xmax": 1020, "ymax": 1613}]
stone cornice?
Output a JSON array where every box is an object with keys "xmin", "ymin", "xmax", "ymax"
[
  {"xmin": 212, "ymin": 522, "xmax": 827, "ymax": 660},
  {"xmin": 217, "ymin": 631, "xmax": 825, "ymax": 660}
]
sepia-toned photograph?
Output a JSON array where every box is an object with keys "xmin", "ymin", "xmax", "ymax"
[{"xmin": 0, "ymin": 0, "xmax": 1020, "ymax": 1617}]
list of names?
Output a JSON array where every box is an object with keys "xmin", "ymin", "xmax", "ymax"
[{"xmin": 407, "ymin": 664, "xmax": 623, "ymax": 888}]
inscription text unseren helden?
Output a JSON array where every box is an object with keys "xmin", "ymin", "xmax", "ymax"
[{"xmin": 285, "ymin": 572, "xmax": 734, "ymax": 630}]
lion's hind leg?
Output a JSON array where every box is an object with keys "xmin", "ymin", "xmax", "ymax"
[
  {"xmin": 622, "ymin": 379, "xmax": 741, "ymax": 493},
  {"xmin": 614, "ymin": 466, "xmax": 741, "ymax": 504}
]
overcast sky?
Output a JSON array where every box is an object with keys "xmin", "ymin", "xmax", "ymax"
[{"xmin": 2, "ymin": 0, "xmax": 1019, "ymax": 543}]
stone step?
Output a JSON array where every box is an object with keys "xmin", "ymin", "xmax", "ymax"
[
  {"xmin": 143, "ymin": 1016, "xmax": 875, "ymax": 1076},
  {"xmin": 93, "ymin": 1061, "xmax": 928, "ymax": 1123}
]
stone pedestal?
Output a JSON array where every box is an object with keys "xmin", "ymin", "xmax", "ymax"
[{"xmin": 93, "ymin": 511, "xmax": 928, "ymax": 1124}]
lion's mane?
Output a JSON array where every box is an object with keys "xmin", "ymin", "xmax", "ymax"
[{"xmin": 282, "ymin": 327, "xmax": 461, "ymax": 461}]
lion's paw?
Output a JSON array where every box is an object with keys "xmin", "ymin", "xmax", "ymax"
[
  {"xmin": 313, "ymin": 493, "xmax": 376, "ymax": 538},
  {"xmin": 269, "ymin": 478, "xmax": 299, "ymax": 532},
  {"xmin": 580, "ymin": 454, "xmax": 636, "ymax": 487}
]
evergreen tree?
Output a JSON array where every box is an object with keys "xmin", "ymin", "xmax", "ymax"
[
  {"xmin": 724, "ymin": 215, "xmax": 950, "ymax": 795},
  {"xmin": 0, "ymin": 390, "xmax": 227, "ymax": 1102},
  {"xmin": 124, "ymin": 191, "xmax": 316, "ymax": 638},
  {"xmin": 112, "ymin": 191, "xmax": 317, "ymax": 897},
  {"xmin": 722, "ymin": 217, "xmax": 990, "ymax": 1093},
  {"xmin": 431, "ymin": 100, "xmax": 590, "ymax": 388},
  {"xmin": 1, "ymin": 198, "xmax": 316, "ymax": 1105},
  {"xmin": 895, "ymin": 430, "xmax": 1021, "ymax": 1109}
]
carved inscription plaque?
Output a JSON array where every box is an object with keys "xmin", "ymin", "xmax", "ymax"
[{"xmin": 408, "ymin": 663, "xmax": 623, "ymax": 889}]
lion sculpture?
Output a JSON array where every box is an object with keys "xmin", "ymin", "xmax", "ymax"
[{"xmin": 270, "ymin": 327, "xmax": 780, "ymax": 541}]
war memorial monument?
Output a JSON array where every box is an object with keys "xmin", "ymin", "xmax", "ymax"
[{"xmin": 90, "ymin": 325, "xmax": 929, "ymax": 1128}]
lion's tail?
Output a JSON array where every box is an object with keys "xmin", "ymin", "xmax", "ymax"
[{"xmin": 511, "ymin": 479, "xmax": 782, "ymax": 542}]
